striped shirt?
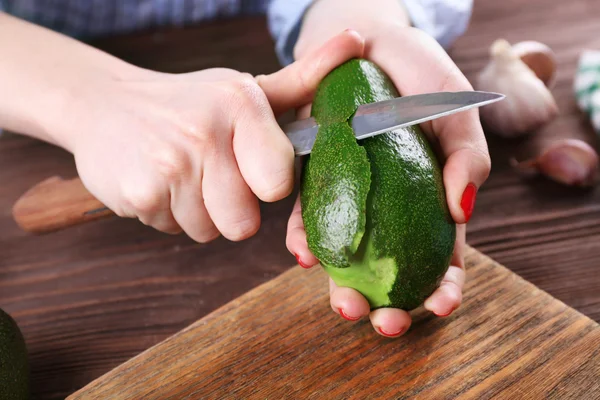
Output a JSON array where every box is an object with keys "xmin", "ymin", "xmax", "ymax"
[{"xmin": 0, "ymin": 0, "xmax": 473, "ymax": 65}]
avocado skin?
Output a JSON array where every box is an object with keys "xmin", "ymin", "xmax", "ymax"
[
  {"xmin": 0, "ymin": 308, "xmax": 29, "ymax": 400},
  {"xmin": 364, "ymin": 122, "xmax": 455, "ymax": 309},
  {"xmin": 301, "ymin": 59, "xmax": 456, "ymax": 310},
  {"xmin": 300, "ymin": 121, "xmax": 371, "ymax": 268}
]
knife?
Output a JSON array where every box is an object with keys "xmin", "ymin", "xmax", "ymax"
[
  {"xmin": 286, "ymin": 90, "xmax": 504, "ymax": 156},
  {"xmin": 12, "ymin": 90, "xmax": 504, "ymax": 234}
]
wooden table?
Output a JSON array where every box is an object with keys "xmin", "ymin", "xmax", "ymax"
[{"xmin": 1, "ymin": 0, "xmax": 600, "ymax": 398}]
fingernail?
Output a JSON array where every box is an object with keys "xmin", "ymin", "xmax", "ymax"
[
  {"xmin": 460, "ymin": 183, "xmax": 478, "ymax": 223},
  {"xmin": 295, "ymin": 253, "xmax": 311, "ymax": 269},
  {"xmin": 377, "ymin": 326, "xmax": 406, "ymax": 337},
  {"xmin": 435, "ymin": 307, "xmax": 457, "ymax": 317},
  {"xmin": 338, "ymin": 308, "xmax": 360, "ymax": 321}
]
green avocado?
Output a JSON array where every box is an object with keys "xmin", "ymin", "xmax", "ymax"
[
  {"xmin": 301, "ymin": 59, "xmax": 456, "ymax": 310},
  {"xmin": 0, "ymin": 308, "xmax": 29, "ymax": 400}
]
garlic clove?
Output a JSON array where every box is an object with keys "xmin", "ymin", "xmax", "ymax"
[
  {"xmin": 511, "ymin": 139, "xmax": 599, "ymax": 187},
  {"xmin": 476, "ymin": 39, "xmax": 558, "ymax": 138},
  {"xmin": 512, "ymin": 40, "xmax": 557, "ymax": 88}
]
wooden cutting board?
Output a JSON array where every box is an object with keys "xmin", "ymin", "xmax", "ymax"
[{"xmin": 68, "ymin": 246, "xmax": 600, "ymax": 399}]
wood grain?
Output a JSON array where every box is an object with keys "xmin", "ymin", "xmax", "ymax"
[
  {"xmin": 12, "ymin": 176, "xmax": 113, "ymax": 233},
  {"xmin": 68, "ymin": 246, "xmax": 600, "ymax": 400},
  {"xmin": 1, "ymin": 1, "xmax": 600, "ymax": 399}
]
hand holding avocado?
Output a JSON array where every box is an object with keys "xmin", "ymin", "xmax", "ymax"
[{"xmin": 286, "ymin": 2, "xmax": 491, "ymax": 338}]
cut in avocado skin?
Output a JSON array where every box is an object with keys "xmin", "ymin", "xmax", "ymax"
[
  {"xmin": 0, "ymin": 308, "xmax": 29, "ymax": 400},
  {"xmin": 301, "ymin": 59, "xmax": 456, "ymax": 310},
  {"xmin": 300, "ymin": 121, "xmax": 370, "ymax": 268}
]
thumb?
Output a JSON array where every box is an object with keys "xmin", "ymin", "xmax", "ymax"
[
  {"xmin": 431, "ymin": 110, "xmax": 491, "ymax": 225},
  {"xmin": 256, "ymin": 29, "xmax": 365, "ymax": 115},
  {"xmin": 442, "ymin": 146, "xmax": 491, "ymax": 225}
]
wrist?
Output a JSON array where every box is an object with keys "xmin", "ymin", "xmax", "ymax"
[
  {"xmin": 45, "ymin": 60, "xmax": 148, "ymax": 153},
  {"xmin": 294, "ymin": 0, "xmax": 411, "ymax": 60}
]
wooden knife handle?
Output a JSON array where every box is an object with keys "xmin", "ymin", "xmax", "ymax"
[{"xmin": 12, "ymin": 176, "xmax": 114, "ymax": 234}]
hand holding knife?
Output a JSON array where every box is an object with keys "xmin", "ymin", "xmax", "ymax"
[{"xmin": 12, "ymin": 90, "xmax": 504, "ymax": 234}]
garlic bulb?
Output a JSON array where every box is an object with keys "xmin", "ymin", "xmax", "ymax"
[
  {"xmin": 511, "ymin": 139, "xmax": 599, "ymax": 187},
  {"xmin": 476, "ymin": 39, "xmax": 558, "ymax": 138},
  {"xmin": 512, "ymin": 40, "xmax": 557, "ymax": 88}
]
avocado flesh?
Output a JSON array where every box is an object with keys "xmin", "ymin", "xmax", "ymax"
[
  {"xmin": 0, "ymin": 308, "xmax": 29, "ymax": 400},
  {"xmin": 301, "ymin": 59, "xmax": 456, "ymax": 310},
  {"xmin": 322, "ymin": 235, "xmax": 397, "ymax": 308}
]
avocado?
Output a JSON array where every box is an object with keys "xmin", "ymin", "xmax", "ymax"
[
  {"xmin": 0, "ymin": 308, "xmax": 29, "ymax": 400},
  {"xmin": 301, "ymin": 59, "xmax": 456, "ymax": 310}
]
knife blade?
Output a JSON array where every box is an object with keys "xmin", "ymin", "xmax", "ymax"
[{"xmin": 285, "ymin": 91, "xmax": 504, "ymax": 156}]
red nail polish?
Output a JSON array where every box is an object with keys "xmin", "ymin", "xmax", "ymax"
[
  {"xmin": 295, "ymin": 253, "xmax": 311, "ymax": 269},
  {"xmin": 339, "ymin": 308, "xmax": 360, "ymax": 321},
  {"xmin": 435, "ymin": 307, "xmax": 456, "ymax": 317},
  {"xmin": 377, "ymin": 326, "xmax": 405, "ymax": 337},
  {"xmin": 460, "ymin": 183, "xmax": 478, "ymax": 223}
]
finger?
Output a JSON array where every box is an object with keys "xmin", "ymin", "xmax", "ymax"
[
  {"xmin": 203, "ymin": 140, "xmax": 261, "ymax": 242},
  {"xmin": 423, "ymin": 266, "xmax": 466, "ymax": 317},
  {"xmin": 296, "ymin": 103, "xmax": 312, "ymax": 120},
  {"xmin": 442, "ymin": 145, "xmax": 490, "ymax": 223},
  {"xmin": 425, "ymin": 225, "xmax": 467, "ymax": 317},
  {"xmin": 171, "ymin": 172, "xmax": 220, "ymax": 243},
  {"xmin": 368, "ymin": 27, "xmax": 491, "ymax": 224},
  {"xmin": 232, "ymin": 85, "xmax": 295, "ymax": 203},
  {"xmin": 329, "ymin": 278, "xmax": 371, "ymax": 321},
  {"xmin": 369, "ymin": 308, "xmax": 412, "ymax": 338},
  {"xmin": 256, "ymin": 29, "xmax": 365, "ymax": 115},
  {"xmin": 286, "ymin": 195, "xmax": 320, "ymax": 268},
  {"xmin": 138, "ymin": 207, "xmax": 182, "ymax": 235},
  {"xmin": 117, "ymin": 175, "xmax": 182, "ymax": 234},
  {"xmin": 451, "ymin": 224, "xmax": 467, "ymax": 270}
]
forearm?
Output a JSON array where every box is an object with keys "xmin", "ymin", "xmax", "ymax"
[
  {"xmin": 0, "ymin": 13, "xmax": 142, "ymax": 150},
  {"xmin": 294, "ymin": 0, "xmax": 411, "ymax": 59}
]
